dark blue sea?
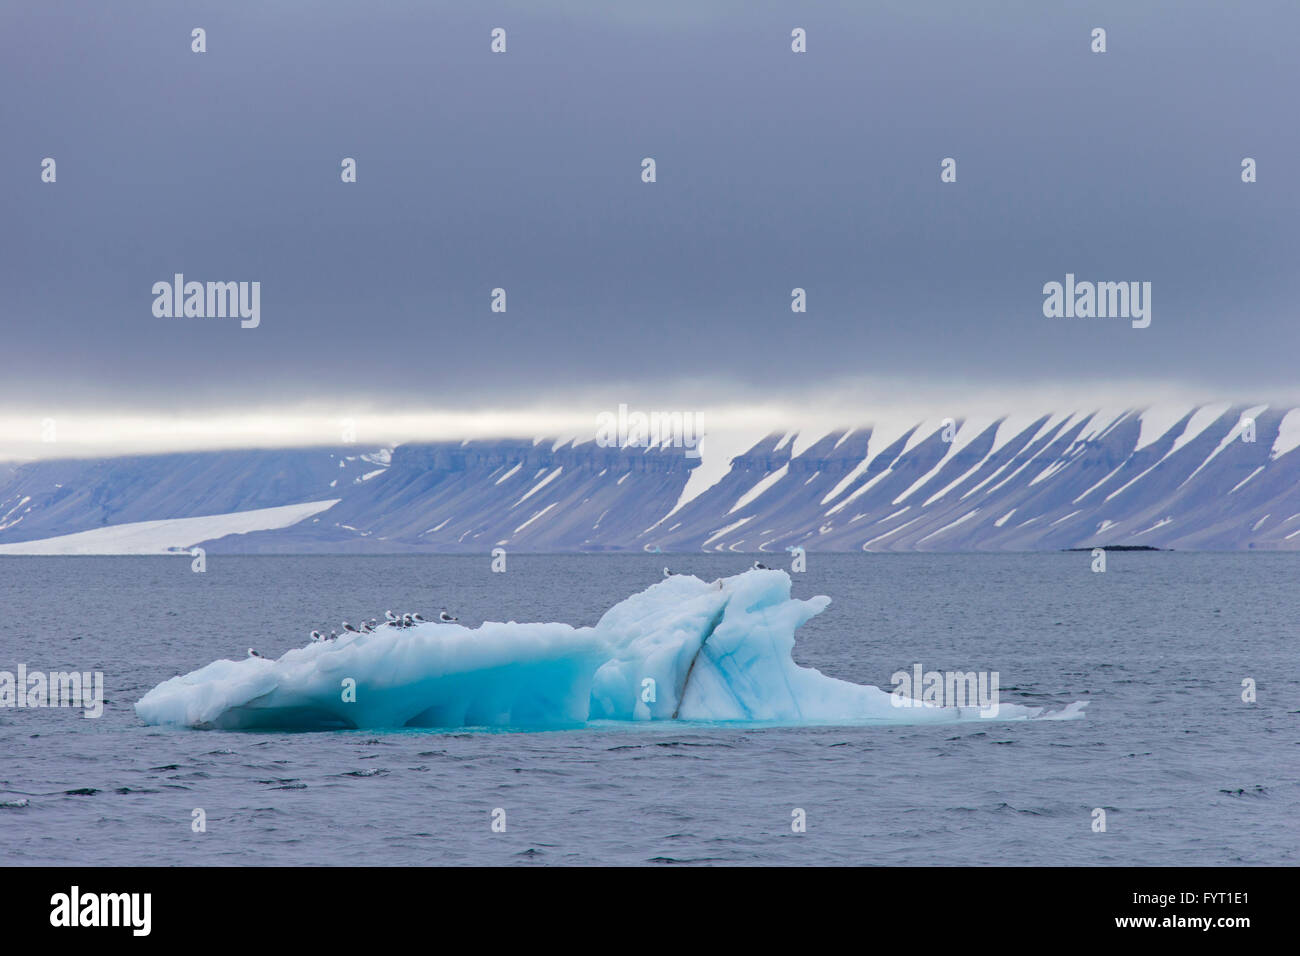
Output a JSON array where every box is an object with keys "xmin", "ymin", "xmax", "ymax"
[{"xmin": 0, "ymin": 553, "xmax": 1294, "ymax": 865}]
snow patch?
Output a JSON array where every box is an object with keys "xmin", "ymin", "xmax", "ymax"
[
  {"xmin": 0, "ymin": 500, "xmax": 339, "ymax": 555},
  {"xmin": 917, "ymin": 509, "xmax": 980, "ymax": 544},
  {"xmin": 1269, "ymin": 409, "xmax": 1300, "ymax": 460},
  {"xmin": 729, "ymin": 464, "xmax": 789, "ymax": 514},
  {"xmin": 514, "ymin": 467, "xmax": 562, "ymax": 506},
  {"xmin": 514, "ymin": 502, "xmax": 559, "ymax": 534},
  {"xmin": 494, "ymin": 463, "xmax": 522, "ymax": 485},
  {"xmin": 1179, "ymin": 405, "xmax": 1268, "ymax": 488},
  {"xmin": 1134, "ymin": 404, "xmax": 1195, "ymax": 451}
]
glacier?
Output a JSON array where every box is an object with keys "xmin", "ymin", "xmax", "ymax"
[
  {"xmin": 0, "ymin": 499, "xmax": 338, "ymax": 555},
  {"xmin": 134, "ymin": 569, "xmax": 1086, "ymax": 731}
]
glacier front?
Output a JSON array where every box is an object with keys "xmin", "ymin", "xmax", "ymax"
[{"xmin": 134, "ymin": 569, "xmax": 1086, "ymax": 730}]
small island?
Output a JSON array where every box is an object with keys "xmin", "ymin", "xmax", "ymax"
[{"xmin": 1063, "ymin": 545, "xmax": 1169, "ymax": 552}]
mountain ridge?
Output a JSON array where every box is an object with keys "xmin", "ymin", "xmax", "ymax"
[{"xmin": 2, "ymin": 404, "xmax": 1299, "ymax": 553}]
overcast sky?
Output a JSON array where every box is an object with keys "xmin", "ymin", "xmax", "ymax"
[{"xmin": 2, "ymin": 0, "xmax": 1297, "ymax": 455}]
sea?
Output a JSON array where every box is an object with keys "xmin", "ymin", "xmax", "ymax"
[{"xmin": 0, "ymin": 552, "xmax": 1294, "ymax": 866}]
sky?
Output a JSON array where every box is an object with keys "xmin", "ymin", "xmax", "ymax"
[{"xmin": 2, "ymin": 0, "xmax": 1298, "ymax": 458}]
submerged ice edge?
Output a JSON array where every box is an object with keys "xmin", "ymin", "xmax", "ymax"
[{"xmin": 134, "ymin": 569, "xmax": 1089, "ymax": 731}]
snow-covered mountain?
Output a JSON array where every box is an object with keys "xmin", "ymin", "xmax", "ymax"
[
  {"xmin": 0, "ymin": 447, "xmax": 389, "ymax": 550},
  {"xmin": 3, "ymin": 404, "xmax": 1300, "ymax": 553}
]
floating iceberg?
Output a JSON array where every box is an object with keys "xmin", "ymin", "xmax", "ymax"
[{"xmin": 135, "ymin": 569, "xmax": 1086, "ymax": 730}]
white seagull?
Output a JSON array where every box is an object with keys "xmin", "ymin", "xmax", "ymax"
[{"xmin": 439, "ymin": 609, "xmax": 458, "ymax": 623}]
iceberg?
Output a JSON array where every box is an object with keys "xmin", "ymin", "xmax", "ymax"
[{"xmin": 135, "ymin": 569, "xmax": 1087, "ymax": 730}]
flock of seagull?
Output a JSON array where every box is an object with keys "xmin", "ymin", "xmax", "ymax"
[
  {"xmin": 248, "ymin": 563, "xmax": 776, "ymax": 660},
  {"xmin": 246, "ymin": 608, "xmax": 460, "ymax": 659},
  {"xmin": 663, "ymin": 561, "xmax": 769, "ymax": 578}
]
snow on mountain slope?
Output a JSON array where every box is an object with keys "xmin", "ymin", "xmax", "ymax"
[
  {"xmin": 3, "ymin": 405, "xmax": 1299, "ymax": 552},
  {"xmin": 0, "ymin": 445, "xmax": 387, "ymax": 545},
  {"xmin": 0, "ymin": 500, "xmax": 339, "ymax": 555}
]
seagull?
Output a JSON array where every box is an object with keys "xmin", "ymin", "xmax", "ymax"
[
  {"xmin": 248, "ymin": 648, "xmax": 265, "ymax": 659},
  {"xmin": 753, "ymin": 561, "xmax": 770, "ymax": 570},
  {"xmin": 439, "ymin": 609, "xmax": 458, "ymax": 623},
  {"xmin": 367, "ymin": 618, "xmax": 379, "ymax": 631},
  {"xmin": 402, "ymin": 613, "xmax": 414, "ymax": 628},
  {"xmin": 342, "ymin": 621, "xmax": 359, "ymax": 634},
  {"xmin": 329, "ymin": 630, "xmax": 338, "ymax": 641},
  {"xmin": 310, "ymin": 630, "xmax": 325, "ymax": 642},
  {"xmin": 411, "ymin": 613, "xmax": 426, "ymax": 623},
  {"xmin": 385, "ymin": 610, "xmax": 400, "ymax": 627},
  {"xmin": 663, "ymin": 567, "xmax": 676, "ymax": 578}
]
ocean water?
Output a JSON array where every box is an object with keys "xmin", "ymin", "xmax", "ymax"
[{"xmin": 0, "ymin": 552, "xmax": 1294, "ymax": 866}]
